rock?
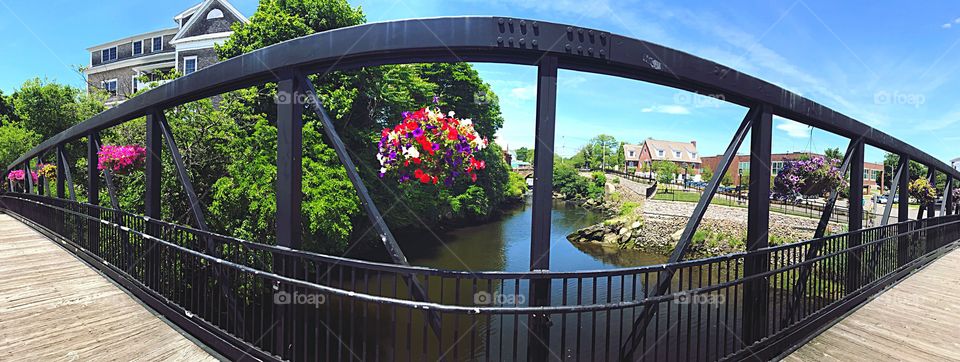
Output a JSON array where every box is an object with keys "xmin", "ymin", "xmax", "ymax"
[
  {"xmin": 631, "ymin": 221, "xmax": 642, "ymax": 229},
  {"xmin": 602, "ymin": 233, "xmax": 619, "ymax": 244},
  {"xmin": 619, "ymin": 230, "xmax": 632, "ymax": 243},
  {"xmin": 618, "ymin": 227, "xmax": 628, "ymax": 235}
]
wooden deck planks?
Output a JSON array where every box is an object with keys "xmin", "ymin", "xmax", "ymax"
[
  {"xmin": 0, "ymin": 214, "xmax": 218, "ymax": 361},
  {"xmin": 787, "ymin": 246, "xmax": 960, "ymax": 361}
]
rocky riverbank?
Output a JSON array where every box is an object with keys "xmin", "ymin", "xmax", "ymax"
[{"xmin": 568, "ymin": 195, "xmax": 845, "ymax": 259}]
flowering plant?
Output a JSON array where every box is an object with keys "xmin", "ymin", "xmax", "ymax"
[
  {"xmin": 6, "ymin": 169, "xmax": 38, "ymax": 182},
  {"xmin": 377, "ymin": 105, "xmax": 488, "ymax": 185},
  {"xmin": 37, "ymin": 163, "xmax": 57, "ymax": 179},
  {"xmin": 98, "ymin": 144, "xmax": 146, "ymax": 175},
  {"xmin": 773, "ymin": 156, "xmax": 846, "ymax": 198},
  {"xmin": 908, "ymin": 178, "xmax": 936, "ymax": 204}
]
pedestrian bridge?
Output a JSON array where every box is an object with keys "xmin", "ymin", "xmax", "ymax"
[{"xmin": 4, "ymin": 16, "xmax": 960, "ymax": 361}]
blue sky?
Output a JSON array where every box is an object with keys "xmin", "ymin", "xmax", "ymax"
[{"xmin": 2, "ymin": 0, "xmax": 959, "ymax": 164}]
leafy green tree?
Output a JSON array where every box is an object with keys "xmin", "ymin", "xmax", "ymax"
[
  {"xmin": 883, "ymin": 152, "xmax": 926, "ymax": 187},
  {"xmin": 824, "ymin": 147, "xmax": 842, "ymax": 161},
  {"xmin": 504, "ymin": 171, "xmax": 528, "ymax": 201},
  {"xmin": 0, "ymin": 90, "xmax": 15, "ymax": 123},
  {"xmin": 587, "ymin": 134, "xmax": 618, "ymax": 170},
  {"xmin": 652, "ymin": 160, "xmax": 678, "ymax": 184},
  {"xmin": 515, "ymin": 147, "xmax": 534, "ymax": 163},
  {"xmin": 614, "ymin": 142, "xmax": 625, "ymax": 171},
  {"xmin": 701, "ymin": 165, "xmax": 713, "ymax": 181},
  {"xmin": 9, "ymin": 78, "xmax": 105, "ymax": 140},
  {"xmin": 0, "ymin": 123, "xmax": 40, "ymax": 167}
]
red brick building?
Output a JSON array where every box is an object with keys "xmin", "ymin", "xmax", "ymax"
[
  {"xmin": 624, "ymin": 138, "xmax": 701, "ymax": 174},
  {"xmin": 701, "ymin": 152, "xmax": 885, "ymax": 192}
]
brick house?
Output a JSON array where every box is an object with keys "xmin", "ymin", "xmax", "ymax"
[
  {"xmin": 84, "ymin": 0, "xmax": 248, "ymax": 106},
  {"xmin": 631, "ymin": 138, "xmax": 701, "ymax": 175},
  {"xmin": 701, "ymin": 151, "xmax": 885, "ymax": 192}
]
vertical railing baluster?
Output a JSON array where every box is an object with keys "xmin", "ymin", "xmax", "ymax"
[
  {"xmin": 145, "ymin": 112, "xmax": 162, "ymax": 290},
  {"xmin": 845, "ymin": 140, "xmax": 864, "ymax": 293},
  {"xmin": 275, "ymin": 73, "xmax": 302, "ymax": 359},
  {"xmin": 87, "ymin": 133, "xmax": 100, "ymax": 254}
]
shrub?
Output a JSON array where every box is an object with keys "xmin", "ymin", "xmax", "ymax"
[{"xmin": 909, "ymin": 178, "xmax": 936, "ymax": 204}]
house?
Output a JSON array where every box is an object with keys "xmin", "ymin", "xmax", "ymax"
[
  {"xmin": 84, "ymin": 0, "xmax": 249, "ymax": 106},
  {"xmin": 701, "ymin": 152, "xmax": 885, "ymax": 192},
  {"xmin": 634, "ymin": 138, "xmax": 701, "ymax": 174},
  {"xmin": 622, "ymin": 144, "xmax": 643, "ymax": 171}
]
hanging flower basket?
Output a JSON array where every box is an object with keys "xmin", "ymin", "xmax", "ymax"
[
  {"xmin": 377, "ymin": 104, "xmax": 488, "ymax": 186},
  {"xmin": 6, "ymin": 169, "xmax": 37, "ymax": 183},
  {"xmin": 98, "ymin": 144, "xmax": 146, "ymax": 175},
  {"xmin": 37, "ymin": 163, "xmax": 57, "ymax": 179},
  {"xmin": 909, "ymin": 178, "xmax": 936, "ymax": 204},
  {"xmin": 773, "ymin": 156, "xmax": 845, "ymax": 198}
]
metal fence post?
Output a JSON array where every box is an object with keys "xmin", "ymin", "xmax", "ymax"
[
  {"xmin": 898, "ymin": 156, "xmax": 911, "ymax": 266},
  {"xmin": 145, "ymin": 112, "xmax": 162, "ymax": 289},
  {"xmin": 845, "ymin": 141, "xmax": 864, "ymax": 294},
  {"xmin": 528, "ymin": 55, "xmax": 558, "ymax": 362},
  {"xmin": 743, "ymin": 103, "xmax": 772, "ymax": 344},
  {"xmin": 275, "ymin": 74, "xmax": 302, "ymax": 359},
  {"xmin": 87, "ymin": 133, "xmax": 100, "ymax": 253}
]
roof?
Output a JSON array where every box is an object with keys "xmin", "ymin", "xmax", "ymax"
[
  {"xmin": 170, "ymin": 0, "xmax": 249, "ymax": 43},
  {"xmin": 85, "ymin": 28, "xmax": 179, "ymax": 51},
  {"xmin": 642, "ymin": 139, "xmax": 701, "ymax": 163},
  {"xmin": 174, "ymin": 3, "xmax": 204, "ymax": 21},
  {"xmin": 623, "ymin": 144, "xmax": 643, "ymax": 161}
]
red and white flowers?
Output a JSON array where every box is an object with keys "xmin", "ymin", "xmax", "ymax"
[{"xmin": 377, "ymin": 105, "xmax": 488, "ymax": 186}]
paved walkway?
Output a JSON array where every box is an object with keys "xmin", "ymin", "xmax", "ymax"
[
  {"xmin": 787, "ymin": 246, "xmax": 960, "ymax": 361},
  {"xmin": 0, "ymin": 214, "xmax": 217, "ymax": 361}
]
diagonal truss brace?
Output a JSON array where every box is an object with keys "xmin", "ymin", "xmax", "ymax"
[
  {"xmin": 58, "ymin": 147, "xmax": 77, "ymax": 201},
  {"xmin": 294, "ymin": 72, "xmax": 443, "ymax": 340},
  {"xmin": 621, "ymin": 106, "xmax": 759, "ymax": 360}
]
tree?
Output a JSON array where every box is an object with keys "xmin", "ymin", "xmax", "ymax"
[
  {"xmin": 9, "ymin": 78, "xmax": 105, "ymax": 140},
  {"xmin": 0, "ymin": 123, "xmax": 40, "ymax": 167},
  {"xmin": 587, "ymin": 134, "xmax": 618, "ymax": 170},
  {"xmin": 824, "ymin": 147, "xmax": 842, "ymax": 161},
  {"xmin": 883, "ymin": 152, "xmax": 926, "ymax": 187},
  {"xmin": 0, "ymin": 90, "xmax": 15, "ymax": 123},
  {"xmin": 614, "ymin": 142, "xmax": 625, "ymax": 171},
  {"xmin": 701, "ymin": 165, "xmax": 714, "ymax": 181},
  {"xmin": 515, "ymin": 147, "xmax": 534, "ymax": 163},
  {"xmin": 652, "ymin": 160, "xmax": 678, "ymax": 184}
]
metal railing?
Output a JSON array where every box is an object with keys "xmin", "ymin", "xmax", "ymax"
[
  {"xmin": 3, "ymin": 193, "xmax": 959, "ymax": 361},
  {"xmin": 3, "ymin": 16, "xmax": 960, "ymax": 361}
]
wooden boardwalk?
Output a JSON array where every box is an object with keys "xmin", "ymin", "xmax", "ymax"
[
  {"xmin": 787, "ymin": 246, "xmax": 960, "ymax": 361},
  {"xmin": 0, "ymin": 214, "xmax": 218, "ymax": 361}
]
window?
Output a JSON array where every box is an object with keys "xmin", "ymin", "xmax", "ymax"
[
  {"xmin": 206, "ymin": 8, "xmax": 224, "ymax": 19},
  {"xmin": 152, "ymin": 37, "xmax": 163, "ymax": 52},
  {"xmin": 772, "ymin": 161, "xmax": 785, "ymax": 175},
  {"xmin": 183, "ymin": 56, "xmax": 198, "ymax": 75},
  {"xmin": 132, "ymin": 40, "xmax": 142, "ymax": 55},
  {"xmin": 674, "ymin": 151, "xmax": 682, "ymax": 158},
  {"xmin": 102, "ymin": 79, "xmax": 117, "ymax": 96},
  {"xmin": 101, "ymin": 47, "xmax": 117, "ymax": 62},
  {"xmin": 738, "ymin": 162, "xmax": 749, "ymax": 171},
  {"xmin": 690, "ymin": 152, "xmax": 697, "ymax": 159},
  {"xmin": 657, "ymin": 149, "xmax": 664, "ymax": 157},
  {"xmin": 628, "ymin": 151, "xmax": 635, "ymax": 157}
]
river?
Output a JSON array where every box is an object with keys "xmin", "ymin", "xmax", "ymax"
[{"xmin": 399, "ymin": 197, "xmax": 667, "ymax": 271}]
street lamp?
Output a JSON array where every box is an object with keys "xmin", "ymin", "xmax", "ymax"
[{"xmin": 738, "ymin": 168, "xmax": 743, "ymax": 204}]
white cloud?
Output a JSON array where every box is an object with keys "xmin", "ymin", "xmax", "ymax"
[
  {"xmin": 641, "ymin": 105, "xmax": 691, "ymax": 115},
  {"xmin": 943, "ymin": 23, "xmax": 953, "ymax": 29},
  {"xmin": 510, "ymin": 84, "xmax": 536, "ymax": 100},
  {"xmin": 776, "ymin": 119, "xmax": 811, "ymax": 138},
  {"xmin": 955, "ymin": 17, "xmax": 960, "ymax": 24}
]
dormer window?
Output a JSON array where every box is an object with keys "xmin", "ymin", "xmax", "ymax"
[
  {"xmin": 690, "ymin": 152, "xmax": 697, "ymax": 159},
  {"xmin": 674, "ymin": 151, "xmax": 682, "ymax": 158},
  {"xmin": 628, "ymin": 150, "xmax": 635, "ymax": 157},
  {"xmin": 657, "ymin": 149, "xmax": 664, "ymax": 157},
  {"xmin": 101, "ymin": 47, "xmax": 117, "ymax": 62},
  {"xmin": 206, "ymin": 8, "xmax": 224, "ymax": 19},
  {"xmin": 152, "ymin": 37, "xmax": 163, "ymax": 52},
  {"xmin": 132, "ymin": 40, "xmax": 142, "ymax": 56}
]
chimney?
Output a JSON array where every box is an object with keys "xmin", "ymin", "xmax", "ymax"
[{"xmin": 691, "ymin": 140, "xmax": 697, "ymax": 147}]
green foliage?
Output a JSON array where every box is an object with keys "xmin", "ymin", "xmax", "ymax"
[
  {"xmin": 701, "ymin": 165, "xmax": 713, "ymax": 181},
  {"xmin": 883, "ymin": 152, "xmax": 925, "ymax": 186},
  {"xmin": 619, "ymin": 201, "xmax": 641, "ymax": 216},
  {"xmin": 450, "ymin": 185, "xmax": 490, "ymax": 218},
  {"xmin": 824, "ymin": 147, "xmax": 842, "ymax": 161},
  {"xmin": 9, "ymin": 78, "xmax": 105, "ymax": 140},
  {"xmin": 591, "ymin": 171, "xmax": 606, "ymax": 189},
  {"xmin": 0, "ymin": 123, "xmax": 40, "ymax": 167},
  {"xmin": 515, "ymin": 147, "xmax": 533, "ymax": 163},
  {"xmin": 504, "ymin": 171, "xmax": 528, "ymax": 200},
  {"xmin": 908, "ymin": 177, "xmax": 936, "ymax": 204},
  {"xmin": 652, "ymin": 160, "xmax": 678, "ymax": 184},
  {"xmin": 553, "ymin": 163, "xmax": 602, "ymax": 200}
]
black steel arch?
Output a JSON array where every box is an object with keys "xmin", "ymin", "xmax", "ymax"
[{"xmin": 7, "ymin": 16, "xmax": 958, "ymax": 178}]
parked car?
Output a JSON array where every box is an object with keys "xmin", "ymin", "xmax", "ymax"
[{"xmin": 873, "ymin": 195, "xmax": 888, "ymax": 204}]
